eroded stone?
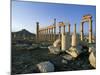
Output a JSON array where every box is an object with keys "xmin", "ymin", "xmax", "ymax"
[{"xmin": 37, "ymin": 61, "xmax": 54, "ymax": 72}]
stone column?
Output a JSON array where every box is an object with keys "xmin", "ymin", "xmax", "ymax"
[
  {"xmin": 72, "ymin": 33, "xmax": 77, "ymax": 47},
  {"xmin": 61, "ymin": 32, "xmax": 70, "ymax": 51},
  {"xmin": 63, "ymin": 25, "xmax": 65, "ymax": 34},
  {"xmin": 36, "ymin": 22, "xmax": 39, "ymax": 43},
  {"xmin": 38, "ymin": 31, "xmax": 40, "ymax": 42},
  {"xmin": 59, "ymin": 26, "xmax": 61, "ymax": 39},
  {"xmin": 54, "ymin": 18, "xmax": 56, "ymax": 41},
  {"xmin": 80, "ymin": 22, "xmax": 84, "ymax": 41},
  {"xmin": 39, "ymin": 30, "xmax": 41, "ymax": 41},
  {"xmin": 89, "ymin": 19, "xmax": 92, "ymax": 43},
  {"xmin": 51, "ymin": 27, "xmax": 53, "ymax": 42},
  {"xmin": 41, "ymin": 30, "xmax": 43, "ymax": 41},
  {"xmin": 42, "ymin": 30, "xmax": 44, "ymax": 41},
  {"xmin": 72, "ymin": 24, "xmax": 77, "ymax": 47},
  {"xmin": 49, "ymin": 28, "xmax": 51, "ymax": 41},
  {"xmin": 45, "ymin": 28, "xmax": 48, "ymax": 41},
  {"xmin": 43, "ymin": 29, "xmax": 45, "ymax": 41},
  {"xmin": 48, "ymin": 28, "xmax": 50, "ymax": 41},
  {"xmin": 74, "ymin": 24, "xmax": 76, "ymax": 33},
  {"xmin": 47, "ymin": 28, "xmax": 49, "ymax": 41},
  {"xmin": 44, "ymin": 29, "xmax": 46, "ymax": 41},
  {"xmin": 61, "ymin": 33, "xmax": 67, "ymax": 51},
  {"xmin": 68, "ymin": 23, "xmax": 70, "ymax": 33}
]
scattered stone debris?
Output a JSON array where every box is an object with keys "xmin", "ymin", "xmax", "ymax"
[
  {"xmin": 53, "ymin": 39, "xmax": 61, "ymax": 48},
  {"xmin": 37, "ymin": 61, "xmax": 55, "ymax": 72},
  {"xmin": 48, "ymin": 45, "xmax": 61, "ymax": 54},
  {"xmin": 88, "ymin": 46, "xmax": 96, "ymax": 68},
  {"xmin": 66, "ymin": 46, "xmax": 82, "ymax": 58}
]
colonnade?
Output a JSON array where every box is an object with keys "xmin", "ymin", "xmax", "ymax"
[{"xmin": 36, "ymin": 14, "xmax": 93, "ymax": 44}]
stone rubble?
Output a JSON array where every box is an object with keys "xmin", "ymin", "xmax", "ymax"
[
  {"xmin": 88, "ymin": 46, "xmax": 96, "ymax": 68},
  {"xmin": 48, "ymin": 45, "xmax": 61, "ymax": 54},
  {"xmin": 37, "ymin": 61, "xmax": 55, "ymax": 72}
]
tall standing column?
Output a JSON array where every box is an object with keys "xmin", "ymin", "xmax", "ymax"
[
  {"xmin": 45, "ymin": 28, "xmax": 48, "ymax": 41},
  {"xmin": 74, "ymin": 23, "xmax": 76, "ymax": 33},
  {"xmin": 50, "ymin": 28, "xmax": 51, "ymax": 41},
  {"xmin": 41, "ymin": 30, "xmax": 43, "ymax": 41},
  {"xmin": 80, "ymin": 22, "xmax": 84, "ymax": 41},
  {"xmin": 72, "ymin": 24, "xmax": 77, "ymax": 47},
  {"xmin": 43, "ymin": 29, "xmax": 45, "ymax": 41},
  {"xmin": 54, "ymin": 18, "xmax": 56, "ymax": 40},
  {"xmin": 63, "ymin": 25, "xmax": 65, "ymax": 34},
  {"xmin": 36, "ymin": 22, "xmax": 39, "ymax": 43},
  {"xmin": 48, "ymin": 28, "xmax": 50, "ymax": 41},
  {"xmin": 89, "ymin": 19, "xmax": 92, "ymax": 43},
  {"xmin": 59, "ymin": 26, "xmax": 61, "ymax": 39},
  {"xmin": 47, "ymin": 28, "xmax": 49, "ymax": 41},
  {"xmin": 68, "ymin": 23, "xmax": 70, "ymax": 34},
  {"xmin": 39, "ymin": 30, "xmax": 41, "ymax": 42},
  {"xmin": 38, "ymin": 31, "xmax": 40, "ymax": 42},
  {"xmin": 51, "ymin": 27, "xmax": 53, "ymax": 42},
  {"xmin": 42, "ymin": 30, "xmax": 44, "ymax": 41},
  {"xmin": 44, "ymin": 29, "xmax": 46, "ymax": 41}
]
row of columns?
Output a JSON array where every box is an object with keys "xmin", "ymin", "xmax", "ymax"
[
  {"xmin": 38, "ymin": 26, "xmax": 56, "ymax": 42},
  {"xmin": 36, "ymin": 15, "xmax": 93, "ymax": 44},
  {"xmin": 58, "ymin": 22, "xmax": 70, "ymax": 39},
  {"xmin": 36, "ymin": 19, "xmax": 56, "ymax": 43},
  {"xmin": 36, "ymin": 21, "xmax": 71, "ymax": 43}
]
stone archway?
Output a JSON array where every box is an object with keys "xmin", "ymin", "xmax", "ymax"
[{"xmin": 80, "ymin": 14, "xmax": 92, "ymax": 43}]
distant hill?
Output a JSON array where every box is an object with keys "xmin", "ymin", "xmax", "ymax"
[
  {"xmin": 12, "ymin": 29, "xmax": 36, "ymax": 40},
  {"xmin": 12, "ymin": 29, "xmax": 35, "ymax": 36}
]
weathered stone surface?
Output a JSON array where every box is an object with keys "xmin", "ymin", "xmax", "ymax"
[
  {"xmin": 71, "ymin": 33, "xmax": 77, "ymax": 47},
  {"xmin": 37, "ymin": 61, "xmax": 54, "ymax": 72},
  {"xmin": 53, "ymin": 39, "xmax": 61, "ymax": 48},
  {"xmin": 61, "ymin": 33, "xmax": 70, "ymax": 51},
  {"xmin": 89, "ymin": 46, "xmax": 96, "ymax": 68},
  {"xmin": 48, "ymin": 45, "xmax": 61, "ymax": 54},
  {"xmin": 66, "ymin": 47, "xmax": 82, "ymax": 58}
]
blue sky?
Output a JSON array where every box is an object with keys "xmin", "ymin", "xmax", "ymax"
[{"xmin": 12, "ymin": 1, "xmax": 96, "ymax": 34}]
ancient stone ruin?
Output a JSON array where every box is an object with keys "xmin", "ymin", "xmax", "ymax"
[{"xmin": 36, "ymin": 14, "xmax": 96, "ymax": 69}]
